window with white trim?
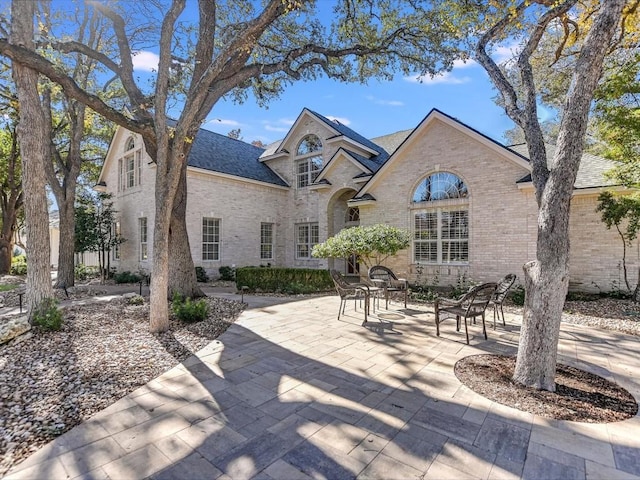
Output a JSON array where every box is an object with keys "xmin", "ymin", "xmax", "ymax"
[
  {"xmin": 202, "ymin": 217, "xmax": 220, "ymax": 261},
  {"xmin": 412, "ymin": 172, "xmax": 469, "ymax": 264},
  {"xmin": 118, "ymin": 137, "xmax": 142, "ymax": 192},
  {"xmin": 295, "ymin": 222, "xmax": 319, "ymax": 259},
  {"xmin": 296, "ymin": 134, "xmax": 323, "ymax": 188},
  {"xmin": 139, "ymin": 217, "xmax": 148, "ymax": 261},
  {"xmin": 260, "ymin": 223, "xmax": 274, "ymax": 260}
]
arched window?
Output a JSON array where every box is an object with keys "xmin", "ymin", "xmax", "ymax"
[
  {"xmin": 412, "ymin": 172, "xmax": 468, "ymax": 203},
  {"xmin": 118, "ymin": 136, "xmax": 142, "ymax": 192},
  {"xmin": 296, "ymin": 134, "xmax": 323, "ymax": 188},
  {"xmin": 345, "ymin": 206, "xmax": 360, "ymax": 224},
  {"xmin": 412, "ymin": 172, "xmax": 469, "ymax": 264},
  {"xmin": 125, "ymin": 137, "xmax": 135, "ymax": 152}
]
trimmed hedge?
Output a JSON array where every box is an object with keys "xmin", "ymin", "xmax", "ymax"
[{"xmin": 236, "ymin": 267, "xmax": 332, "ymax": 294}]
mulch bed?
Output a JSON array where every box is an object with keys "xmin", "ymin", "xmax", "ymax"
[{"xmin": 454, "ymin": 354, "xmax": 638, "ymax": 423}]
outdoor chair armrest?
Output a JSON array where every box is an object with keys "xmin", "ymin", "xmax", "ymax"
[{"xmin": 435, "ymin": 296, "xmax": 461, "ymax": 307}]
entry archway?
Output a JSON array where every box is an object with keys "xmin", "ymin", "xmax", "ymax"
[{"xmin": 326, "ymin": 189, "xmax": 360, "ymax": 277}]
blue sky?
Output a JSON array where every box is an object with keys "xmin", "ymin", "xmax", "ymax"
[{"xmin": 132, "ymin": 50, "xmax": 523, "ymax": 146}]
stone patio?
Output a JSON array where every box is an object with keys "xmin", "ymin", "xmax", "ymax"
[{"xmin": 4, "ymin": 291, "xmax": 640, "ymax": 480}]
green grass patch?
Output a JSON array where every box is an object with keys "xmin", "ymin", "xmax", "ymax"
[{"xmin": 0, "ymin": 284, "xmax": 18, "ymax": 292}]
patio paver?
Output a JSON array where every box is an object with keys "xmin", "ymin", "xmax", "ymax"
[{"xmin": 4, "ymin": 291, "xmax": 640, "ymax": 480}]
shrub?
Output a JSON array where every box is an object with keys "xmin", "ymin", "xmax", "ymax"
[
  {"xmin": 409, "ymin": 285, "xmax": 438, "ymax": 303},
  {"xmin": 10, "ymin": 255, "xmax": 27, "ymax": 275},
  {"xmin": 565, "ymin": 291, "xmax": 600, "ymax": 302},
  {"xmin": 75, "ymin": 264, "xmax": 100, "ymax": 281},
  {"xmin": 32, "ymin": 298, "xmax": 63, "ymax": 331},
  {"xmin": 219, "ymin": 266, "xmax": 236, "ymax": 281},
  {"xmin": 235, "ymin": 267, "xmax": 332, "ymax": 293},
  {"xmin": 128, "ymin": 294, "xmax": 145, "ymax": 305},
  {"xmin": 510, "ymin": 285, "xmax": 525, "ymax": 306},
  {"xmin": 113, "ymin": 271, "xmax": 142, "ymax": 284},
  {"xmin": 171, "ymin": 293, "xmax": 209, "ymax": 323},
  {"xmin": 195, "ymin": 266, "xmax": 209, "ymax": 283}
]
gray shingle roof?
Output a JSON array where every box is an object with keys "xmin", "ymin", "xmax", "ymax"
[
  {"xmin": 344, "ymin": 149, "xmax": 388, "ymax": 173},
  {"xmin": 308, "ymin": 109, "xmax": 386, "ymax": 155},
  {"xmin": 508, "ymin": 143, "xmax": 617, "ymax": 189},
  {"xmin": 187, "ymin": 128, "xmax": 287, "ymax": 187},
  {"xmin": 370, "ymin": 129, "xmax": 412, "ymax": 155}
]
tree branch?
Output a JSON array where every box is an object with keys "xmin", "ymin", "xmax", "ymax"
[{"xmin": 0, "ymin": 39, "xmax": 153, "ymax": 136}]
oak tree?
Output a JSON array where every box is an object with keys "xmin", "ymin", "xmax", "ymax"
[
  {"xmin": 468, "ymin": 0, "xmax": 629, "ymax": 390},
  {"xmin": 0, "ymin": 0, "xmax": 464, "ymax": 331}
]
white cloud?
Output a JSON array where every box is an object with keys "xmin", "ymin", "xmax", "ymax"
[
  {"xmin": 264, "ymin": 125, "xmax": 290, "ymax": 133},
  {"xmin": 261, "ymin": 118, "xmax": 295, "ymax": 133},
  {"xmin": 366, "ymin": 95, "xmax": 404, "ymax": 107},
  {"xmin": 207, "ymin": 118, "xmax": 243, "ymax": 127},
  {"xmin": 325, "ymin": 115, "xmax": 351, "ymax": 126},
  {"xmin": 452, "ymin": 58, "xmax": 477, "ymax": 69},
  {"xmin": 131, "ymin": 51, "xmax": 159, "ymax": 72},
  {"xmin": 405, "ymin": 71, "xmax": 472, "ymax": 85}
]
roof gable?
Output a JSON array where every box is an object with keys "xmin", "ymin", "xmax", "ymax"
[
  {"xmin": 314, "ymin": 148, "xmax": 374, "ymax": 184},
  {"xmin": 101, "ymin": 124, "xmax": 288, "ymax": 188},
  {"xmin": 354, "ymin": 108, "xmax": 532, "ymax": 198}
]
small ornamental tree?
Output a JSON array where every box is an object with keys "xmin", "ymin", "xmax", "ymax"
[
  {"xmin": 312, "ymin": 224, "xmax": 410, "ymax": 270},
  {"xmin": 597, "ymin": 191, "xmax": 640, "ymax": 301}
]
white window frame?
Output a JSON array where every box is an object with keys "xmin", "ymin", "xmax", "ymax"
[
  {"xmin": 118, "ymin": 138, "xmax": 142, "ymax": 192},
  {"xmin": 412, "ymin": 172, "xmax": 469, "ymax": 265},
  {"xmin": 295, "ymin": 134, "xmax": 323, "ymax": 188},
  {"xmin": 202, "ymin": 217, "xmax": 221, "ymax": 261},
  {"xmin": 295, "ymin": 222, "xmax": 319, "ymax": 259},
  {"xmin": 260, "ymin": 222, "xmax": 274, "ymax": 260},
  {"xmin": 413, "ymin": 207, "xmax": 469, "ymax": 264},
  {"xmin": 139, "ymin": 217, "xmax": 148, "ymax": 261}
]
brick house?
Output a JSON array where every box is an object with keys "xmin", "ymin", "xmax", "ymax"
[{"xmin": 96, "ymin": 107, "xmax": 633, "ymax": 291}]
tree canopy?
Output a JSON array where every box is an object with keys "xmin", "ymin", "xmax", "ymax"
[{"xmin": 312, "ymin": 224, "xmax": 410, "ymax": 269}]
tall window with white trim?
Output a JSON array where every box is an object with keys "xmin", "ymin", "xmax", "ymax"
[
  {"xmin": 295, "ymin": 222, "xmax": 319, "ymax": 259},
  {"xmin": 139, "ymin": 217, "xmax": 148, "ymax": 261},
  {"xmin": 202, "ymin": 217, "xmax": 221, "ymax": 261},
  {"xmin": 118, "ymin": 137, "xmax": 142, "ymax": 192},
  {"xmin": 260, "ymin": 223, "xmax": 274, "ymax": 260},
  {"xmin": 412, "ymin": 172, "xmax": 469, "ymax": 264},
  {"xmin": 296, "ymin": 134, "xmax": 323, "ymax": 188}
]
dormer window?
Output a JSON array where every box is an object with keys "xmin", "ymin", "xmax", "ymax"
[
  {"xmin": 296, "ymin": 134, "xmax": 322, "ymax": 188},
  {"xmin": 118, "ymin": 136, "xmax": 142, "ymax": 192}
]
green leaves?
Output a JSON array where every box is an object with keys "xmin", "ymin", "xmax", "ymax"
[{"xmin": 312, "ymin": 223, "xmax": 410, "ymax": 268}]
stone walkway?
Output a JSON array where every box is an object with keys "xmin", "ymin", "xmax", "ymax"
[{"xmin": 4, "ymin": 292, "xmax": 640, "ymax": 480}]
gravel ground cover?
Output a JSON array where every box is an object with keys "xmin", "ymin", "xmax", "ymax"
[{"xmin": 0, "ymin": 294, "xmax": 244, "ymax": 476}]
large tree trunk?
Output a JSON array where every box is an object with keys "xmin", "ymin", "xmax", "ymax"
[
  {"xmin": 514, "ymin": 194, "xmax": 571, "ymax": 391},
  {"xmin": 55, "ymin": 194, "xmax": 76, "ymax": 288},
  {"xmin": 11, "ymin": 0, "xmax": 54, "ymax": 319},
  {"xmin": 168, "ymin": 165, "xmax": 203, "ymax": 299},
  {"xmin": 149, "ymin": 138, "xmax": 186, "ymax": 332}
]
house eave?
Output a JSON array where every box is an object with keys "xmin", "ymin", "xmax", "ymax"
[
  {"xmin": 326, "ymin": 135, "xmax": 379, "ymax": 156},
  {"xmin": 188, "ymin": 165, "xmax": 290, "ymax": 189}
]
